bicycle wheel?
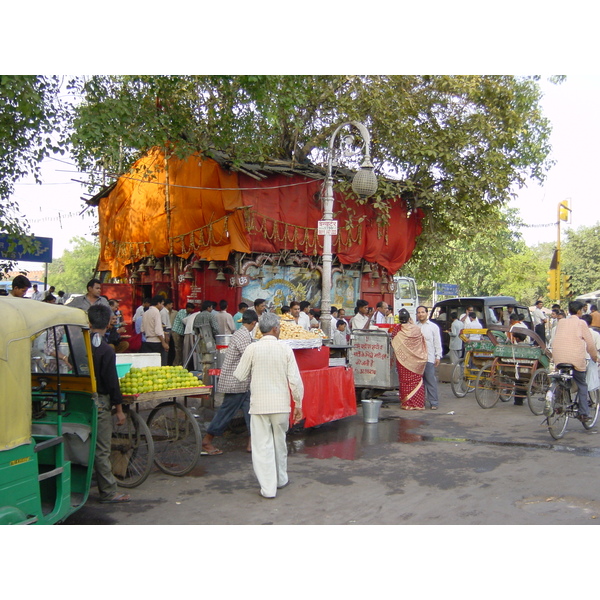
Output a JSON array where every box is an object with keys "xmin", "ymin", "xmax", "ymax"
[
  {"xmin": 147, "ymin": 401, "xmax": 201, "ymax": 476},
  {"xmin": 527, "ymin": 368, "xmax": 550, "ymax": 416},
  {"xmin": 475, "ymin": 361, "xmax": 499, "ymax": 409},
  {"xmin": 450, "ymin": 361, "xmax": 468, "ymax": 398},
  {"xmin": 111, "ymin": 409, "xmax": 155, "ymax": 488},
  {"xmin": 547, "ymin": 382, "xmax": 569, "ymax": 440},
  {"xmin": 583, "ymin": 388, "xmax": 600, "ymax": 430}
]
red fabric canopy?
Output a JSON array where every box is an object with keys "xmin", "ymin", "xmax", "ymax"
[{"xmin": 239, "ymin": 173, "xmax": 423, "ymax": 274}]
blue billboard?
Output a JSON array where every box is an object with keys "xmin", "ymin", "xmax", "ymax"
[{"xmin": 0, "ymin": 234, "xmax": 53, "ymax": 263}]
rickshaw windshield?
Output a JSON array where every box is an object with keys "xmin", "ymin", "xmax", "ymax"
[{"xmin": 31, "ymin": 325, "xmax": 91, "ymax": 376}]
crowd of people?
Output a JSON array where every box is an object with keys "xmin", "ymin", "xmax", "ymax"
[{"xmin": 7, "ymin": 272, "xmax": 600, "ymax": 498}]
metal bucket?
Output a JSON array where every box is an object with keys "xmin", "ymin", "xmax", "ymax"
[
  {"xmin": 215, "ymin": 334, "xmax": 233, "ymax": 368},
  {"xmin": 362, "ymin": 398, "xmax": 383, "ymax": 423}
]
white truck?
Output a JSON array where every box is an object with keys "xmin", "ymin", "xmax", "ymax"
[{"xmin": 391, "ymin": 276, "xmax": 419, "ymax": 321}]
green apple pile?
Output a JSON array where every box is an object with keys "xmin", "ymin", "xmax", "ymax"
[{"xmin": 119, "ymin": 365, "xmax": 204, "ymax": 395}]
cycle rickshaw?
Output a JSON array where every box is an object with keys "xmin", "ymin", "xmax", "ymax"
[
  {"xmin": 474, "ymin": 326, "xmax": 551, "ymax": 410},
  {"xmin": 450, "ymin": 328, "xmax": 502, "ymax": 397}
]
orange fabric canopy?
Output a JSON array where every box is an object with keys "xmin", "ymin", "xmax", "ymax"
[{"xmin": 97, "ymin": 148, "xmax": 423, "ymax": 278}]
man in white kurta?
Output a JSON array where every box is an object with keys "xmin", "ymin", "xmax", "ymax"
[{"xmin": 233, "ymin": 312, "xmax": 304, "ymax": 498}]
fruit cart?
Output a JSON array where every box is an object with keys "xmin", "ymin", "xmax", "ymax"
[{"xmin": 110, "ymin": 365, "xmax": 212, "ymax": 485}]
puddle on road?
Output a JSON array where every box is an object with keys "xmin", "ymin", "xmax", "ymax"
[{"xmin": 288, "ymin": 416, "xmax": 600, "ymax": 461}]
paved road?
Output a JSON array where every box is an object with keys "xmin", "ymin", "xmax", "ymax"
[{"xmin": 64, "ymin": 379, "xmax": 600, "ymax": 525}]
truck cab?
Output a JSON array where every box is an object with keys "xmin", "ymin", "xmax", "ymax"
[{"xmin": 392, "ymin": 276, "xmax": 418, "ymax": 322}]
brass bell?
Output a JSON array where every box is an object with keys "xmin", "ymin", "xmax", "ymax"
[
  {"xmin": 183, "ymin": 271, "xmax": 194, "ymax": 280},
  {"xmin": 216, "ymin": 269, "xmax": 226, "ymax": 281},
  {"xmin": 208, "ymin": 261, "xmax": 218, "ymax": 270},
  {"xmin": 362, "ymin": 262, "xmax": 372, "ymax": 273},
  {"xmin": 191, "ymin": 260, "xmax": 203, "ymax": 269}
]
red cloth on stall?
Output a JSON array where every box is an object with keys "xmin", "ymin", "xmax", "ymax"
[{"xmin": 291, "ymin": 367, "xmax": 357, "ymax": 428}]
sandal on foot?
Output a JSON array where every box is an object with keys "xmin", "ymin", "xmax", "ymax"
[{"xmin": 99, "ymin": 493, "xmax": 131, "ymax": 504}]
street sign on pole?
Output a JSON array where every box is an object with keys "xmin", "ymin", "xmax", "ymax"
[
  {"xmin": 0, "ymin": 234, "xmax": 53, "ymax": 263},
  {"xmin": 318, "ymin": 220, "xmax": 338, "ymax": 236},
  {"xmin": 436, "ymin": 283, "xmax": 458, "ymax": 296}
]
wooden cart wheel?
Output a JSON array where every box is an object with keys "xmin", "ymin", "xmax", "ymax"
[
  {"xmin": 147, "ymin": 401, "xmax": 201, "ymax": 476},
  {"xmin": 111, "ymin": 409, "xmax": 154, "ymax": 488}
]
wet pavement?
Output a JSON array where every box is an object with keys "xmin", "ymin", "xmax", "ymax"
[{"xmin": 63, "ymin": 378, "xmax": 600, "ymax": 525}]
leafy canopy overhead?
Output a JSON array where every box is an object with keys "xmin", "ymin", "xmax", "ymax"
[
  {"xmin": 67, "ymin": 75, "xmax": 555, "ymax": 234},
  {"xmin": 0, "ymin": 75, "xmax": 66, "ymax": 274}
]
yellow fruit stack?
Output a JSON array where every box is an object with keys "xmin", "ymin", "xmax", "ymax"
[{"xmin": 119, "ymin": 365, "xmax": 204, "ymax": 395}]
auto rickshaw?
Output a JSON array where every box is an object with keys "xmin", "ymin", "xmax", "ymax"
[{"xmin": 0, "ymin": 296, "xmax": 98, "ymax": 525}]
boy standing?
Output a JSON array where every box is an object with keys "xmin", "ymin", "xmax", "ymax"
[{"xmin": 88, "ymin": 303, "xmax": 131, "ymax": 504}]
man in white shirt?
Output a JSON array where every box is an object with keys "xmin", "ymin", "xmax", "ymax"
[
  {"xmin": 141, "ymin": 295, "xmax": 169, "ymax": 365},
  {"xmin": 215, "ymin": 299, "xmax": 236, "ymax": 335},
  {"xmin": 532, "ymin": 299, "xmax": 547, "ymax": 344},
  {"xmin": 463, "ymin": 311, "xmax": 483, "ymax": 341},
  {"xmin": 416, "ymin": 305, "xmax": 443, "ymax": 409},
  {"xmin": 133, "ymin": 298, "xmax": 151, "ymax": 322},
  {"xmin": 233, "ymin": 312, "xmax": 304, "ymax": 499},
  {"xmin": 298, "ymin": 301, "xmax": 311, "ymax": 331},
  {"xmin": 31, "ymin": 284, "xmax": 44, "ymax": 301},
  {"xmin": 447, "ymin": 312, "xmax": 464, "ymax": 364},
  {"xmin": 350, "ymin": 299, "xmax": 378, "ymax": 330},
  {"xmin": 372, "ymin": 301, "xmax": 389, "ymax": 325}
]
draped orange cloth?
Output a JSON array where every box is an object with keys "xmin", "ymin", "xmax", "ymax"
[{"xmin": 96, "ymin": 148, "xmax": 423, "ymax": 278}]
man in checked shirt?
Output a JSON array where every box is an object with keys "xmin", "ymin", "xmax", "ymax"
[
  {"xmin": 201, "ymin": 310, "xmax": 258, "ymax": 455},
  {"xmin": 234, "ymin": 312, "xmax": 304, "ymax": 498}
]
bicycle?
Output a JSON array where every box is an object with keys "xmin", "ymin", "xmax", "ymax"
[{"xmin": 543, "ymin": 363, "xmax": 600, "ymax": 440}]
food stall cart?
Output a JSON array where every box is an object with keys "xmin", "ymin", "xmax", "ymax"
[
  {"xmin": 348, "ymin": 328, "xmax": 399, "ymax": 400},
  {"xmin": 287, "ymin": 338, "xmax": 356, "ymax": 428}
]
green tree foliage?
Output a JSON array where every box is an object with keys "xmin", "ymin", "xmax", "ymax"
[
  {"xmin": 66, "ymin": 75, "xmax": 555, "ymax": 246},
  {"xmin": 402, "ymin": 208, "xmax": 555, "ymax": 305},
  {"xmin": 0, "ymin": 75, "xmax": 65, "ymax": 275},
  {"xmin": 47, "ymin": 237, "xmax": 99, "ymax": 294},
  {"xmin": 561, "ymin": 223, "xmax": 600, "ymax": 297}
]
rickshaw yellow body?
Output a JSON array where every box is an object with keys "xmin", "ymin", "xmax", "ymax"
[{"xmin": 0, "ymin": 297, "xmax": 98, "ymax": 525}]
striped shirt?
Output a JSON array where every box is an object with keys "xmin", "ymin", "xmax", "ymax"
[
  {"xmin": 552, "ymin": 315, "xmax": 598, "ymax": 372},
  {"xmin": 217, "ymin": 326, "xmax": 253, "ymax": 394},
  {"xmin": 233, "ymin": 335, "xmax": 304, "ymax": 414}
]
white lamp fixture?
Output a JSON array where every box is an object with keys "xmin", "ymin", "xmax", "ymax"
[{"xmin": 320, "ymin": 121, "xmax": 378, "ymax": 339}]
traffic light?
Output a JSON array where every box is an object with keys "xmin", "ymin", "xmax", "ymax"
[
  {"xmin": 547, "ymin": 269, "xmax": 559, "ymax": 300},
  {"xmin": 562, "ymin": 274, "xmax": 573, "ymax": 298},
  {"xmin": 559, "ymin": 200, "xmax": 570, "ymax": 222}
]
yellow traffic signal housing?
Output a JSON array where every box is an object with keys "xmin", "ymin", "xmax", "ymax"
[
  {"xmin": 559, "ymin": 200, "xmax": 570, "ymax": 221},
  {"xmin": 562, "ymin": 274, "xmax": 573, "ymax": 298},
  {"xmin": 547, "ymin": 269, "xmax": 559, "ymax": 300}
]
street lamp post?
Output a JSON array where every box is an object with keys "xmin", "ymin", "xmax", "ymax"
[{"xmin": 320, "ymin": 121, "xmax": 378, "ymax": 339}]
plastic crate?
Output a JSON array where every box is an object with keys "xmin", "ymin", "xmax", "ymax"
[{"xmin": 116, "ymin": 362, "xmax": 132, "ymax": 378}]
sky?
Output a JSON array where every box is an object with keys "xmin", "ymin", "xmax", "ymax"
[{"xmin": 10, "ymin": 75, "xmax": 600, "ymax": 272}]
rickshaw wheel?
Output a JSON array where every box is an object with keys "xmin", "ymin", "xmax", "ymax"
[
  {"xmin": 450, "ymin": 361, "xmax": 469, "ymax": 398},
  {"xmin": 527, "ymin": 368, "xmax": 550, "ymax": 416},
  {"xmin": 498, "ymin": 375, "xmax": 514, "ymax": 403},
  {"xmin": 475, "ymin": 361, "xmax": 500, "ymax": 409},
  {"xmin": 147, "ymin": 402, "xmax": 201, "ymax": 476},
  {"xmin": 111, "ymin": 409, "xmax": 155, "ymax": 488}
]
